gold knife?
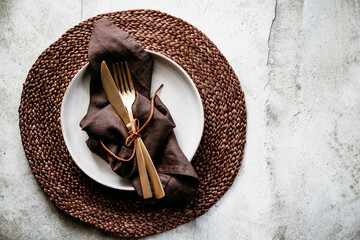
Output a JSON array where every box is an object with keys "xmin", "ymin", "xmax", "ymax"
[{"xmin": 101, "ymin": 61, "xmax": 153, "ymax": 199}]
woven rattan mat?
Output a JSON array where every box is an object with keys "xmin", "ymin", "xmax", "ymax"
[{"xmin": 18, "ymin": 10, "xmax": 246, "ymax": 237}]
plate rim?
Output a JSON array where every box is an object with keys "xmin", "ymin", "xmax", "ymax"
[{"xmin": 60, "ymin": 50, "xmax": 204, "ymax": 190}]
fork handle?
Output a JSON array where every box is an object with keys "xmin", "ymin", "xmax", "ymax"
[
  {"xmin": 135, "ymin": 140, "xmax": 153, "ymax": 199},
  {"xmin": 128, "ymin": 113, "xmax": 152, "ymax": 199},
  {"xmin": 138, "ymin": 138, "xmax": 165, "ymax": 199}
]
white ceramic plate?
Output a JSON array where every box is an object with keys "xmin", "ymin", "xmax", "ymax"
[{"xmin": 61, "ymin": 50, "xmax": 204, "ymax": 190}]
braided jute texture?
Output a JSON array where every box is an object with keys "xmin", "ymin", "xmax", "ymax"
[{"xmin": 18, "ymin": 10, "xmax": 246, "ymax": 237}]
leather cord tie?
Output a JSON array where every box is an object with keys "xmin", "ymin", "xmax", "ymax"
[
  {"xmin": 100, "ymin": 84, "xmax": 164, "ymax": 162},
  {"xmin": 125, "ymin": 118, "xmax": 141, "ymax": 147}
]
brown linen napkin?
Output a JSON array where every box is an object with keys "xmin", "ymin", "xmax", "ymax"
[{"xmin": 79, "ymin": 18, "xmax": 199, "ymax": 207}]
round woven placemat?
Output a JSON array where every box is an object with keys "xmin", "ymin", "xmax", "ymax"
[{"xmin": 18, "ymin": 10, "xmax": 246, "ymax": 237}]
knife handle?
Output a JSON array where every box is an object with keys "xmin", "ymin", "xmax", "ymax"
[{"xmin": 138, "ymin": 138, "xmax": 165, "ymax": 199}]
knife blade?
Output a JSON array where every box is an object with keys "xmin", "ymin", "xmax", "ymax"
[{"xmin": 101, "ymin": 61, "xmax": 130, "ymax": 125}]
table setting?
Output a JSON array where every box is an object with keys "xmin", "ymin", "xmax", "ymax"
[
  {"xmin": 18, "ymin": 10, "xmax": 246, "ymax": 237},
  {"xmin": 2, "ymin": 0, "xmax": 360, "ymax": 239}
]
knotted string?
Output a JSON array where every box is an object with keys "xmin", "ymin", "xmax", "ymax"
[{"xmin": 100, "ymin": 84, "xmax": 164, "ymax": 161}]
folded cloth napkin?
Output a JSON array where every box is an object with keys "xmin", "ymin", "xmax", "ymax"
[{"xmin": 80, "ymin": 18, "xmax": 199, "ymax": 207}]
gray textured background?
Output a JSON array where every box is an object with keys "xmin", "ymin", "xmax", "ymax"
[{"xmin": 1, "ymin": 0, "xmax": 360, "ymax": 239}]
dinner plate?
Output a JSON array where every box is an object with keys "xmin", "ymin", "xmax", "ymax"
[{"xmin": 61, "ymin": 50, "xmax": 204, "ymax": 190}]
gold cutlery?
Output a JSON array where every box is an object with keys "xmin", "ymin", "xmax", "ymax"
[
  {"xmin": 101, "ymin": 61, "xmax": 152, "ymax": 199},
  {"xmin": 101, "ymin": 61, "xmax": 165, "ymax": 199},
  {"xmin": 113, "ymin": 61, "xmax": 165, "ymax": 199}
]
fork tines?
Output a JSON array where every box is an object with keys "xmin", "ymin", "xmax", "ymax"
[{"xmin": 112, "ymin": 61, "xmax": 135, "ymax": 94}]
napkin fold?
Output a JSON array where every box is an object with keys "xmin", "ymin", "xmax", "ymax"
[{"xmin": 80, "ymin": 18, "xmax": 199, "ymax": 207}]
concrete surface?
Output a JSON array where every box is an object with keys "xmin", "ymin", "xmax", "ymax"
[{"xmin": 1, "ymin": 0, "xmax": 360, "ymax": 239}]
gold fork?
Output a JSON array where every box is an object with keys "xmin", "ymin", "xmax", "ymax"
[{"xmin": 113, "ymin": 62, "xmax": 165, "ymax": 199}]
